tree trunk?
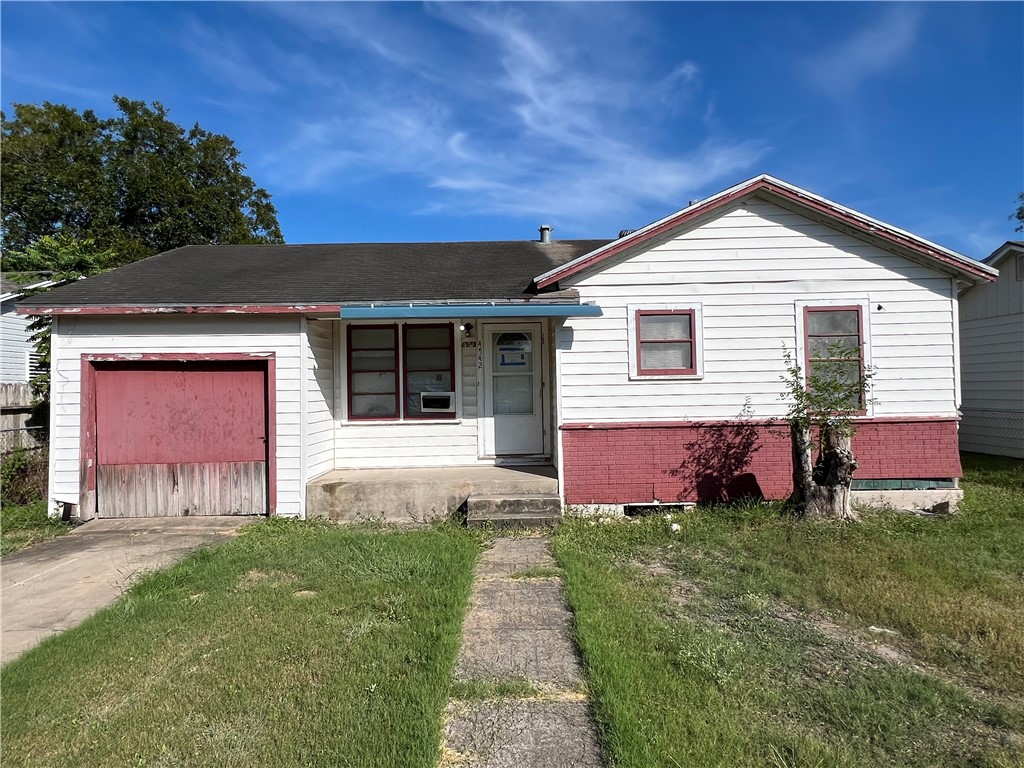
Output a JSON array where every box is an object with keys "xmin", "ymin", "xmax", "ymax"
[{"xmin": 789, "ymin": 422, "xmax": 859, "ymax": 521}]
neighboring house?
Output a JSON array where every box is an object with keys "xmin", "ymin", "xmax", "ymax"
[
  {"xmin": 1, "ymin": 277, "xmax": 53, "ymax": 451},
  {"xmin": 17, "ymin": 175, "xmax": 997, "ymax": 520},
  {"xmin": 958, "ymin": 241, "xmax": 1024, "ymax": 458},
  {"xmin": 1, "ymin": 277, "xmax": 51, "ymax": 384}
]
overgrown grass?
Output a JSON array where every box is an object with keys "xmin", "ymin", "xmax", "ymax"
[
  {"xmin": 555, "ymin": 455, "xmax": 1024, "ymax": 767},
  {"xmin": 1, "ymin": 500, "xmax": 69, "ymax": 556},
  {"xmin": 2, "ymin": 519, "xmax": 481, "ymax": 767}
]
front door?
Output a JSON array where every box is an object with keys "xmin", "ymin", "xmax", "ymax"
[{"xmin": 482, "ymin": 323, "xmax": 544, "ymax": 456}]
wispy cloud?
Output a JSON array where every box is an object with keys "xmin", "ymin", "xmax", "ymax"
[
  {"xmin": 180, "ymin": 17, "xmax": 281, "ymax": 93},
  {"xmin": 252, "ymin": 4, "xmax": 767, "ymax": 232},
  {"xmin": 808, "ymin": 6, "xmax": 923, "ymax": 97}
]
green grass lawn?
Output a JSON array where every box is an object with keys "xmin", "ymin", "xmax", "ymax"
[
  {"xmin": 1, "ymin": 519, "xmax": 481, "ymax": 768},
  {"xmin": 554, "ymin": 454, "xmax": 1024, "ymax": 768},
  {"xmin": 1, "ymin": 500, "xmax": 70, "ymax": 556}
]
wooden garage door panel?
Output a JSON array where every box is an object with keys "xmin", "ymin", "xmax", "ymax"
[
  {"xmin": 97, "ymin": 462, "xmax": 267, "ymax": 517},
  {"xmin": 96, "ymin": 363, "xmax": 266, "ymax": 465}
]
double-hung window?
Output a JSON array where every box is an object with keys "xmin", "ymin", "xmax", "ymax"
[
  {"xmin": 804, "ymin": 307, "xmax": 865, "ymax": 410},
  {"xmin": 629, "ymin": 305, "xmax": 703, "ymax": 378},
  {"xmin": 347, "ymin": 323, "xmax": 456, "ymax": 421}
]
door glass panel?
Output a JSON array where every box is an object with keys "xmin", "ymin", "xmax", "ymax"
[
  {"xmin": 493, "ymin": 374, "xmax": 533, "ymax": 415},
  {"xmin": 493, "ymin": 332, "xmax": 533, "ymax": 373},
  {"xmin": 406, "ymin": 348, "xmax": 450, "ymax": 370},
  {"xmin": 350, "ymin": 328, "xmax": 395, "ymax": 349}
]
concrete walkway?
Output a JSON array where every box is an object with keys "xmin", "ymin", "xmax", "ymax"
[
  {"xmin": 443, "ymin": 537, "xmax": 602, "ymax": 768},
  {"xmin": 1, "ymin": 517, "xmax": 253, "ymax": 664}
]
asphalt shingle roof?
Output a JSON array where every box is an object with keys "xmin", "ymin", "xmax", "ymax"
[{"xmin": 17, "ymin": 240, "xmax": 613, "ymax": 308}]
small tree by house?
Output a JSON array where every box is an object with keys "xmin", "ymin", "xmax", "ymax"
[{"xmin": 780, "ymin": 342, "xmax": 875, "ymax": 522}]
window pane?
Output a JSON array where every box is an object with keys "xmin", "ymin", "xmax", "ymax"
[
  {"xmin": 405, "ymin": 327, "xmax": 451, "ymax": 349},
  {"xmin": 351, "ymin": 394, "xmax": 396, "ymax": 418},
  {"xmin": 350, "ymin": 349, "xmax": 396, "ymax": 371},
  {"xmin": 809, "ymin": 336, "xmax": 860, "ymax": 359},
  {"xmin": 495, "ymin": 332, "xmax": 531, "ymax": 350},
  {"xmin": 493, "ymin": 332, "xmax": 533, "ymax": 373},
  {"xmin": 406, "ymin": 371, "xmax": 452, "ymax": 394},
  {"xmin": 640, "ymin": 342, "xmax": 691, "ymax": 371},
  {"xmin": 406, "ymin": 348, "xmax": 450, "ymax": 370},
  {"xmin": 493, "ymin": 374, "xmax": 533, "ymax": 415},
  {"xmin": 807, "ymin": 310, "xmax": 858, "ymax": 335},
  {"xmin": 350, "ymin": 328, "xmax": 395, "ymax": 349},
  {"xmin": 640, "ymin": 313, "xmax": 690, "ymax": 341},
  {"xmin": 808, "ymin": 361, "xmax": 862, "ymax": 408},
  {"xmin": 351, "ymin": 372, "xmax": 395, "ymax": 394}
]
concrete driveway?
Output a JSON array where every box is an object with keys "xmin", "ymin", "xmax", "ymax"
[{"xmin": 1, "ymin": 516, "xmax": 255, "ymax": 664}]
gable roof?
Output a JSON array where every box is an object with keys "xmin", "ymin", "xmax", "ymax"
[
  {"xmin": 18, "ymin": 240, "xmax": 611, "ymax": 314},
  {"xmin": 984, "ymin": 240, "xmax": 1024, "ymax": 268},
  {"xmin": 1, "ymin": 278, "xmax": 57, "ymax": 304},
  {"xmin": 533, "ymin": 174, "xmax": 998, "ymax": 289}
]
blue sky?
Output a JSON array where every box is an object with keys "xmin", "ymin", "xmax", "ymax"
[{"xmin": 2, "ymin": 2, "xmax": 1021, "ymax": 257}]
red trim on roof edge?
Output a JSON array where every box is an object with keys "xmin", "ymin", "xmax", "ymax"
[
  {"xmin": 534, "ymin": 178, "xmax": 996, "ymax": 289},
  {"xmin": 17, "ymin": 304, "xmax": 342, "ymax": 316}
]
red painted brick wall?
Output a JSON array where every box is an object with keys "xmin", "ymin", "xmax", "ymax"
[{"xmin": 561, "ymin": 419, "xmax": 961, "ymax": 505}]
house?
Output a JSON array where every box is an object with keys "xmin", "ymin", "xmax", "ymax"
[
  {"xmin": 958, "ymin": 241, "xmax": 1024, "ymax": 458},
  {"xmin": 1, "ymin": 277, "xmax": 54, "ymax": 451},
  {"xmin": 17, "ymin": 175, "xmax": 997, "ymax": 521}
]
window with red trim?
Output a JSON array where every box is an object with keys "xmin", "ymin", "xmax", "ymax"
[
  {"xmin": 348, "ymin": 324, "xmax": 399, "ymax": 419},
  {"xmin": 804, "ymin": 307, "xmax": 864, "ymax": 409},
  {"xmin": 636, "ymin": 309, "xmax": 696, "ymax": 375},
  {"xmin": 347, "ymin": 323, "xmax": 456, "ymax": 420},
  {"xmin": 403, "ymin": 324, "xmax": 455, "ymax": 419}
]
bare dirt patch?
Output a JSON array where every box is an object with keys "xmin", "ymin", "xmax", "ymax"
[{"xmin": 236, "ymin": 569, "xmax": 298, "ymax": 590}]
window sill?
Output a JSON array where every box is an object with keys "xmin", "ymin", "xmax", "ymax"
[
  {"xmin": 340, "ymin": 419, "xmax": 464, "ymax": 427},
  {"xmin": 628, "ymin": 373, "xmax": 704, "ymax": 382}
]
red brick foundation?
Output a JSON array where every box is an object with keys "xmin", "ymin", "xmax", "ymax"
[{"xmin": 561, "ymin": 418, "xmax": 961, "ymax": 505}]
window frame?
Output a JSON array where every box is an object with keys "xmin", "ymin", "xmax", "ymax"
[
  {"xmin": 401, "ymin": 323, "xmax": 457, "ymax": 420},
  {"xmin": 627, "ymin": 303, "xmax": 704, "ymax": 380},
  {"xmin": 801, "ymin": 304, "xmax": 868, "ymax": 414},
  {"xmin": 346, "ymin": 323, "xmax": 400, "ymax": 421},
  {"xmin": 345, "ymin": 321, "xmax": 458, "ymax": 422}
]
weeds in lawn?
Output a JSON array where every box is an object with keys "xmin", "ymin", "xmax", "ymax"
[
  {"xmin": 2, "ymin": 520, "xmax": 482, "ymax": 768},
  {"xmin": 555, "ymin": 455, "xmax": 1024, "ymax": 767},
  {"xmin": 0, "ymin": 499, "xmax": 69, "ymax": 556}
]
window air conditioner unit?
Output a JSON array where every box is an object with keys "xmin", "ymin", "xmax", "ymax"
[{"xmin": 420, "ymin": 392, "xmax": 455, "ymax": 413}]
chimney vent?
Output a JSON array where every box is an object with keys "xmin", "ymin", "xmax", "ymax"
[
  {"xmin": 688, "ymin": 199, "xmax": 701, "ymax": 207},
  {"xmin": 539, "ymin": 224, "xmax": 552, "ymax": 244}
]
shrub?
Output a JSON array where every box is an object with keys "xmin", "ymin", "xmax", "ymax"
[{"xmin": 1, "ymin": 446, "xmax": 48, "ymax": 506}]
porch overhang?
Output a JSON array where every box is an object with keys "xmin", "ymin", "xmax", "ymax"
[{"xmin": 338, "ymin": 302, "xmax": 602, "ymax": 319}]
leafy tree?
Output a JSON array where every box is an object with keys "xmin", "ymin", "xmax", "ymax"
[
  {"xmin": 780, "ymin": 343, "xmax": 875, "ymax": 521},
  {"xmin": 2, "ymin": 96, "xmax": 283, "ymax": 264},
  {"xmin": 1014, "ymin": 192, "xmax": 1023, "ymax": 232}
]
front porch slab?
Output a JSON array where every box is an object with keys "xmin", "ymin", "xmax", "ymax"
[{"xmin": 306, "ymin": 465, "xmax": 558, "ymax": 523}]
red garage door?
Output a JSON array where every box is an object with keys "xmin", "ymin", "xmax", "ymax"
[{"xmin": 94, "ymin": 361, "xmax": 268, "ymax": 517}]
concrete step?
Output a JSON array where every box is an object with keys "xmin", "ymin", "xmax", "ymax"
[{"xmin": 466, "ymin": 494, "xmax": 562, "ymax": 528}]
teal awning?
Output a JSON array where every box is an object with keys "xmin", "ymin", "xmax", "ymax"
[{"xmin": 339, "ymin": 303, "xmax": 602, "ymax": 319}]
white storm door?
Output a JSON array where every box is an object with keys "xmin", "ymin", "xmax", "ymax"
[{"xmin": 482, "ymin": 324, "xmax": 544, "ymax": 456}]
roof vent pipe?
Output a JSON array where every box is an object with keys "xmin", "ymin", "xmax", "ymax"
[{"xmin": 539, "ymin": 224, "xmax": 552, "ymax": 244}]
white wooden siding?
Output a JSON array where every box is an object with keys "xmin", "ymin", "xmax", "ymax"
[
  {"xmin": 334, "ymin": 319, "xmax": 483, "ymax": 468},
  {"xmin": 305, "ymin": 319, "xmax": 336, "ymax": 479},
  {"xmin": 1, "ymin": 300, "xmax": 34, "ymax": 383},
  {"xmin": 49, "ymin": 315, "xmax": 305, "ymax": 516},
  {"xmin": 559, "ymin": 200, "xmax": 961, "ymax": 423},
  {"xmin": 958, "ymin": 252, "xmax": 1024, "ymax": 457}
]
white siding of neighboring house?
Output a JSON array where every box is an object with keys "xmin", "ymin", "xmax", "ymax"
[
  {"xmin": 49, "ymin": 315, "xmax": 306, "ymax": 516},
  {"xmin": 1, "ymin": 299, "xmax": 34, "ymax": 384},
  {"xmin": 333, "ymin": 319, "xmax": 484, "ymax": 468},
  {"xmin": 558, "ymin": 199, "xmax": 962, "ymax": 424},
  {"xmin": 305, "ymin": 319, "xmax": 336, "ymax": 479},
  {"xmin": 958, "ymin": 249, "xmax": 1024, "ymax": 458}
]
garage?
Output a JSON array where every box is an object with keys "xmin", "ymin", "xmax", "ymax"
[{"xmin": 88, "ymin": 359, "xmax": 270, "ymax": 517}]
